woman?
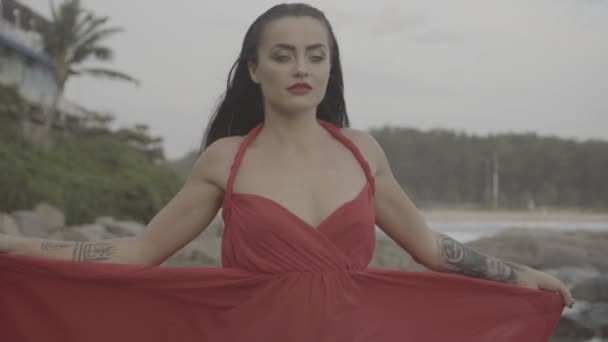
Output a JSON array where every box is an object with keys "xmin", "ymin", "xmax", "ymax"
[{"xmin": 0, "ymin": 3, "xmax": 571, "ymax": 341}]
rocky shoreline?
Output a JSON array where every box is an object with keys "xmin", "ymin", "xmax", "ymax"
[{"xmin": 1, "ymin": 203, "xmax": 606, "ymax": 341}]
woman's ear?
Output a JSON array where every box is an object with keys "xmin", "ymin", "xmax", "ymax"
[{"xmin": 248, "ymin": 61, "xmax": 259, "ymax": 84}]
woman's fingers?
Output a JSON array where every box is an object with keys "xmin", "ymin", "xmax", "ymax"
[{"xmin": 559, "ymin": 283, "xmax": 575, "ymax": 308}]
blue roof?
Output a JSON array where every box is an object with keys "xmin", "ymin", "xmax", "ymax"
[{"xmin": 0, "ymin": 33, "xmax": 55, "ymax": 71}]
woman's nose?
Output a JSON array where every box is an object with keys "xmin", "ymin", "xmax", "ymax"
[{"xmin": 293, "ymin": 59, "xmax": 309, "ymax": 77}]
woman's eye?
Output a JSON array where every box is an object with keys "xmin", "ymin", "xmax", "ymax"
[
  {"xmin": 311, "ymin": 56, "xmax": 325, "ymax": 63},
  {"xmin": 274, "ymin": 56, "xmax": 290, "ymax": 63}
]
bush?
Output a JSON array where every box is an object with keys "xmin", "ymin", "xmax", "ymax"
[{"xmin": 0, "ymin": 112, "xmax": 182, "ymax": 225}]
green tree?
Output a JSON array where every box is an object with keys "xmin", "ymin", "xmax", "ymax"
[
  {"xmin": 38, "ymin": 0, "xmax": 139, "ymax": 142},
  {"xmin": 368, "ymin": 125, "xmax": 608, "ymax": 210},
  {"xmin": 0, "ymin": 85, "xmax": 26, "ymax": 142},
  {"xmin": 0, "ymin": 107, "xmax": 181, "ymax": 224}
]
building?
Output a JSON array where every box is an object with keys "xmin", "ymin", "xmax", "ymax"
[{"xmin": 0, "ymin": 0, "xmax": 83, "ymax": 123}]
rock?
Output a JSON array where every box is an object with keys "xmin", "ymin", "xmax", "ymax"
[
  {"xmin": 544, "ymin": 266, "xmax": 601, "ymax": 288},
  {"xmin": 51, "ymin": 224, "xmax": 113, "ymax": 241},
  {"xmin": 163, "ymin": 235, "xmax": 223, "ymax": 268},
  {"xmin": 465, "ymin": 228, "xmax": 608, "ymax": 272},
  {"xmin": 50, "ymin": 230, "xmax": 87, "ymax": 241},
  {"xmin": 11, "ymin": 203, "xmax": 65, "ymax": 237},
  {"xmin": 160, "ymin": 213, "xmax": 225, "ymax": 268},
  {"xmin": 559, "ymin": 301, "xmax": 608, "ymax": 342},
  {"xmin": 12, "ymin": 212, "xmax": 48, "ymax": 237},
  {"xmin": 0, "ymin": 213, "xmax": 21, "ymax": 236},
  {"xmin": 35, "ymin": 203, "xmax": 65, "ymax": 229},
  {"xmin": 549, "ymin": 316, "xmax": 595, "ymax": 342},
  {"xmin": 201, "ymin": 214, "xmax": 224, "ymax": 239},
  {"xmin": 369, "ymin": 236, "xmax": 428, "ymax": 271},
  {"xmin": 76, "ymin": 224, "xmax": 114, "ymax": 240},
  {"xmin": 162, "ymin": 253, "xmax": 219, "ymax": 268},
  {"xmin": 578, "ymin": 302, "xmax": 608, "ymax": 332},
  {"xmin": 114, "ymin": 221, "xmax": 145, "ymax": 237},
  {"xmin": 572, "ymin": 276, "xmax": 608, "ymax": 302},
  {"xmin": 95, "ymin": 217, "xmax": 145, "ymax": 237},
  {"xmin": 164, "ymin": 214, "xmax": 225, "ymax": 267},
  {"xmin": 95, "ymin": 216, "xmax": 117, "ymax": 227}
]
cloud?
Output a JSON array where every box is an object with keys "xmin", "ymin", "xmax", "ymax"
[
  {"xmin": 324, "ymin": 8, "xmax": 362, "ymax": 30},
  {"xmin": 19, "ymin": 0, "xmax": 608, "ymax": 159},
  {"xmin": 369, "ymin": 6, "xmax": 427, "ymax": 37},
  {"xmin": 411, "ymin": 28, "xmax": 464, "ymax": 44}
]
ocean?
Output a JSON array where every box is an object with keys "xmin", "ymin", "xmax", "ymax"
[{"xmin": 376, "ymin": 219, "xmax": 608, "ymax": 243}]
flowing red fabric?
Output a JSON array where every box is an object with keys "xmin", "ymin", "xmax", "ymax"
[{"xmin": 0, "ymin": 119, "xmax": 564, "ymax": 341}]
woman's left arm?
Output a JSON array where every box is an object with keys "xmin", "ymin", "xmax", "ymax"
[{"xmin": 353, "ymin": 130, "xmax": 574, "ymax": 308}]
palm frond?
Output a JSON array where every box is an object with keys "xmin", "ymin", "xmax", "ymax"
[
  {"xmin": 74, "ymin": 16, "xmax": 111, "ymax": 46},
  {"xmin": 57, "ymin": 0, "xmax": 80, "ymax": 44},
  {"xmin": 92, "ymin": 46, "xmax": 113, "ymax": 60},
  {"xmin": 42, "ymin": 0, "xmax": 82, "ymax": 58},
  {"xmin": 41, "ymin": 0, "xmax": 139, "ymax": 90},
  {"xmin": 69, "ymin": 27, "xmax": 123, "ymax": 64},
  {"xmin": 72, "ymin": 13, "xmax": 98, "ymax": 43},
  {"xmin": 69, "ymin": 46, "xmax": 113, "ymax": 64},
  {"xmin": 76, "ymin": 67, "xmax": 140, "ymax": 86}
]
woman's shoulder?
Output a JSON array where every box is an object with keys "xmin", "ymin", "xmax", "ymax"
[
  {"xmin": 340, "ymin": 127, "xmax": 385, "ymax": 176},
  {"xmin": 189, "ymin": 136, "xmax": 245, "ymax": 190},
  {"xmin": 204, "ymin": 136, "xmax": 245, "ymax": 159}
]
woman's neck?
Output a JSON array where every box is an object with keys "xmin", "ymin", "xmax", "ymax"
[{"xmin": 258, "ymin": 111, "xmax": 324, "ymax": 152}]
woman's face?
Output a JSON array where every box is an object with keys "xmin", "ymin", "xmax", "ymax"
[{"xmin": 248, "ymin": 16, "xmax": 331, "ymax": 116}]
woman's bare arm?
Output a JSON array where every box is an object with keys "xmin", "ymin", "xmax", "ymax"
[
  {"xmin": 137, "ymin": 139, "xmax": 229, "ymax": 266},
  {"xmin": 0, "ymin": 137, "xmax": 237, "ymax": 266},
  {"xmin": 365, "ymin": 131, "xmax": 532, "ymax": 278},
  {"xmin": 0, "ymin": 234, "xmax": 141, "ymax": 263},
  {"xmin": 346, "ymin": 129, "xmax": 573, "ymax": 306}
]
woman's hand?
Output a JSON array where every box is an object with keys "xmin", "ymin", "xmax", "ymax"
[{"xmin": 517, "ymin": 267, "xmax": 575, "ymax": 308}]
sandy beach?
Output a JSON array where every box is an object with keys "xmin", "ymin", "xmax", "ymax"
[{"xmin": 419, "ymin": 209, "xmax": 608, "ymax": 222}]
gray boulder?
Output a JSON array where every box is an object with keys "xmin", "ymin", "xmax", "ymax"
[
  {"xmin": 49, "ymin": 230, "xmax": 88, "ymax": 241},
  {"xmin": 572, "ymin": 276, "xmax": 608, "ymax": 302},
  {"xmin": 544, "ymin": 266, "xmax": 601, "ymax": 288},
  {"xmin": 12, "ymin": 203, "xmax": 65, "ymax": 237},
  {"xmin": 202, "ymin": 214, "xmax": 224, "ymax": 238},
  {"xmin": 549, "ymin": 316, "xmax": 594, "ymax": 342},
  {"xmin": 465, "ymin": 228, "xmax": 608, "ymax": 272},
  {"xmin": 95, "ymin": 216, "xmax": 145, "ymax": 237},
  {"xmin": 35, "ymin": 203, "xmax": 65, "ymax": 229},
  {"xmin": 161, "ymin": 214, "xmax": 225, "ymax": 268},
  {"xmin": 0, "ymin": 213, "xmax": 21, "ymax": 236},
  {"xmin": 369, "ymin": 236, "xmax": 429, "ymax": 271},
  {"xmin": 582, "ymin": 302, "xmax": 608, "ymax": 335},
  {"xmin": 48, "ymin": 224, "xmax": 112, "ymax": 241},
  {"xmin": 75, "ymin": 224, "xmax": 114, "ymax": 240}
]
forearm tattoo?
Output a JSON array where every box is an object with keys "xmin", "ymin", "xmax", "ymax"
[
  {"xmin": 437, "ymin": 233, "xmax": 524, "ymax": 284},
  {"xmin": 40, "ymin": 241, "xmax": 73, "ymax": 251},
  {"xmin": 72, "ymin": 242, "xmax": 116, "ymax": 262}
]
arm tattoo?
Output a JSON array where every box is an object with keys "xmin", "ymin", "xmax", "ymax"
[
  {"xmin": 41, "ymin": 241, "xmax": 73, "ymax": 251},
  {"xmin": 437, "ymin": 233, "xmax": 524, "ymax": 284},
  {"xmin": 72, "ymin": 242, "xmax": 116, "ymax": 262}
]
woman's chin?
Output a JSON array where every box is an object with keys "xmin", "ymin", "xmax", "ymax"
[{"xmin": 284, "ymin": 99, "xmax": 321, "ymax": 113}]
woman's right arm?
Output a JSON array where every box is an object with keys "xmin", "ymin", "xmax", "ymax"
[{"xmin": 0, "ymin": 138, "xmax": 234, "ymax": 266}]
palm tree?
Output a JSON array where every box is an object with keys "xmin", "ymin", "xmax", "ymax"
[{"xmin": 39, "ymin": 0, "xmax": 139, "ymax": 140}]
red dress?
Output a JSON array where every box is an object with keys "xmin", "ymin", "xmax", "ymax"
[{"xmin": 0, "ymin": 119, "xmax": 564, "ymax": 341}]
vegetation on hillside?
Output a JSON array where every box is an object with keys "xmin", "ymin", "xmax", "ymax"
[
  {"xmin": 167, "ymin": 126, "xmax": 608, "ymax": 211},
  {"xmin": 0, "ymin": 99, "xmax": 182, "ymax": 224}
]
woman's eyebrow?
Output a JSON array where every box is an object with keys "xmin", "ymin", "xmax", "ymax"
[{"xmin": 271, "ymin": 43, "xmax": 327, "ymax": 51}]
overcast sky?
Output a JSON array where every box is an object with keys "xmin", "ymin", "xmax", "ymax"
[{"xmin": 23, "ymin": 0, "xmax": 608, "ymax": 159}]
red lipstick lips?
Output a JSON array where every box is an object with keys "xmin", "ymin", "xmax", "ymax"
[{"xmin": 287, "ymin": 82, "xmax": 312, "ymax": 94}]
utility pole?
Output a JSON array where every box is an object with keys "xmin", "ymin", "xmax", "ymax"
[{"xmin": 492, "ymin": 153, "xmax": 500, "ymax": 209}]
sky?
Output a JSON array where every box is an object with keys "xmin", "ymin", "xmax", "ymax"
[{"xmin": 22, "ymin": 0, "xmax": 608, "ymax": 159}]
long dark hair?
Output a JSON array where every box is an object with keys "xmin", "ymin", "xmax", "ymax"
[{"xmin": 200, "ymin": 3, "xmax": 349, "ymax": 151}]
